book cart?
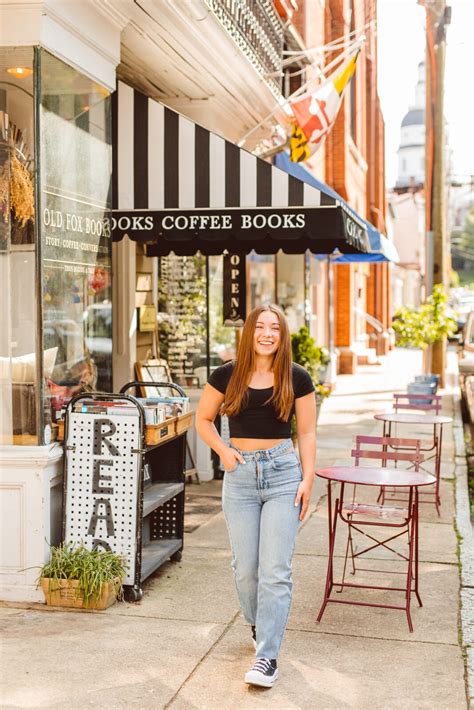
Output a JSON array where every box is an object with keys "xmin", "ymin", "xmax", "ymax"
[{"xmin": 62, "ymin": 380, "xmax": 193, "ymax": 602}]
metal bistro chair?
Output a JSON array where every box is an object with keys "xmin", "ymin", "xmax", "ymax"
[
  {"xmin": 379, "ymin": 393, "xmax": 443, "ymax": 512},
  {"xmin": 393, "ymin": 392, "xmax": 442, "ymax": 416},
  {"xmin": 339, "ymin": 435, "xmax": 424, "ymax": 632}
]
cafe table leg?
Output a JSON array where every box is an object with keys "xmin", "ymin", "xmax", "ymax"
[
  {"xmin": 317, "ymin": 482, "xmax": 342, "ymax": 623},
  {"xmin": 434, "ymin": 424, "xmax": 443, "ymax": 515},
  {"xmin": 414, "ymin": 487, "xmax": 423, "ymax": 608},
  {"xmin": 405, "ymin": 503, "xmax": 415, "ymax": 632}
]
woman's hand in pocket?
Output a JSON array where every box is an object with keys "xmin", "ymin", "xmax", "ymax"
[
  {"xmin": 294, "ymin": 478, "xmax": 314, "ymax": 521},
  {"xmin": 221, "ymin": 447, "xmax": 245, "ymax": 472}
]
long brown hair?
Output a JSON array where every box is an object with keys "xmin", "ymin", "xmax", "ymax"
[{"xmin": 222, "ymin": 304, "xmax": 294, "ymax": 421}]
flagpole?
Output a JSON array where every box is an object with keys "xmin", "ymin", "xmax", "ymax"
[{"xmin": 237, "ymin": 39, "xmax": 364, "ymax": 148}]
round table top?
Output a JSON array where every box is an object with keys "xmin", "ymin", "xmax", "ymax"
[
  {"xmin": 374, "ymin": 412, "xmax": 453, "ymax": 425},
  {"xmin": 316, "ymin": 466, "xmax": 436, "ymax": 487}
]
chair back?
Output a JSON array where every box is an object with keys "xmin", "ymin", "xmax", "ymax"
[
  {"xmin": 393, "ymin": 393, "xmax": 442, "ymax": 415},
  {"xmin": 351, "ymin": 435, "xmax": 423, "ymax": 470}
]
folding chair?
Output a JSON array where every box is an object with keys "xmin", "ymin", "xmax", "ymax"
[
  {"xmin": 393, "ymin": 393, "xmax": 442, "ymax": 415},
  {"xmin": 378, "ymin": 393, "xmax": 444, "ymax": 513},
  {"xmin": 339, "ymin": 435, "xmax": 424, "ymax": 632}
]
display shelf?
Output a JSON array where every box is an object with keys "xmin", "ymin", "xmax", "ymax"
[
  {"xmin": 140, "ymin": 538, "xmax": 182, "ymax": 580},
  {"xmin": 142, "ymin": 481, "xmax": 184, "ymax": 517}
]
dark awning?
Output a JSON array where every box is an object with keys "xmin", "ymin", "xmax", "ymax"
[{"xmin": 111, "ymin": 82, "xmax": 370, "ymax": 257}]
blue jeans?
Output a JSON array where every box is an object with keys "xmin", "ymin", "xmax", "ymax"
[{"xmin": 222, "ymin": 439, "xmax": 302, "ymax": 660}]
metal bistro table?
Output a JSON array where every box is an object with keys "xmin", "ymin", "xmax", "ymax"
[
  {"xmin": 374, "ymin": 412, "xmax": 453, "ymax": 514},
  {"xmin": 316, "ymin": 466, "xmax": 435, "ymax": 632}
]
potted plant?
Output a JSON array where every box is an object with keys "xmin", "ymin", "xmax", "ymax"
[
  {"xmin": 291, "ymin": 327, "xmax": 332, "ymax": 425},
  {"xmin": 392, "ymin": 284, "xmax": 457, "ymax": 374},
  {"xmin": 291, "ymin": 327, "xmax": 330, "ymax": 383},
  {"xmin": 38, "ymin": 542, "xmax": 127, "ymax": 610}
]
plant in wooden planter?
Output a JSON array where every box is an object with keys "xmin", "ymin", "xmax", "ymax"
[{"xmin": 38, "ymin": 542, "xmax": 127, "ymax": 610}]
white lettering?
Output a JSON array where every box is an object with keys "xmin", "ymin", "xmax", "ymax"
[
  {"xmin": 268, "ymin": 214, "xmax": 282, "ymax": 228},
  {"xmin": 230, "ymin": 254, "xmax": 240, "ymax": 265},
  {"xmin": 231, "ymin": 283, "xmax": 239, "ymax": 293},
  {"xmin": 209, "ymin": 215, "xmax": 220, "ymax": 229},
  {"xmin": 222, "ymin": 215, "xmax": 232, "ymax": 229},
  {"xmin": 145, "ymin": 216, "xmax": 154, "ymax": 230},
  {"xmin": 241, "ymin": 214, "xmax": 252, "ymax": 229},
  {"xmin": 296, "ymin": 214, "xmax": 305, "ymax": 228},
  {"xmin": 175, "ymin": 216, "xmax": 188, "ymax": 230},
  {"xmin": 253, "ymin": 214, "xmax": 266, "ymax": 229}
]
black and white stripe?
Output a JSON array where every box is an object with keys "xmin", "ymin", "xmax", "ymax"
[{"xmin": 113, "ymin": 81, "xmax": 332, "ymax": 213}]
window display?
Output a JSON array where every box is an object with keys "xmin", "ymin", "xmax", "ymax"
[
  {"xmin": 0, "ymin": 46, "xmax": 37, "ymax": 444},
  {"xmin": 40, "ymin": 50, "xmax": 112, "ymax": 438},
  {"xmin": 276, "ymin": 253, "xmax": 305, "ymax": 333},
  {"xmin": 157, "ymin": 254, "xmax": 207, "ymax": 386},
  {"xmin": 248, "ymin": 252, "xmax": 275, "ymax": 311}
]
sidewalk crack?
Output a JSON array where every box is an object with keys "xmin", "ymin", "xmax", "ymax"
[{"xmin": 164, "ymin": 610, "xmax": 241, "ymax": 708}]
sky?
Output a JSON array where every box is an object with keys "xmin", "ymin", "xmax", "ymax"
[{"xmin": 377, "ymin": 0, "xmax": 474, "ymax": 188}]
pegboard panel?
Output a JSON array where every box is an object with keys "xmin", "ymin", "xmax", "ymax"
[
  {"xmin": 64, "ymin": 412, "xmax": 141, "ymax": 586},
  {"xmin": 150, "ymin": 496, "xmax": 181, "ymax": 540}
]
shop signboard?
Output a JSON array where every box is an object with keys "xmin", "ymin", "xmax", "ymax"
[
  {"xmin": 63, "ymin": 411, "xmax": 141, "ymax": 586},
  {"xmin": 111, "ymin": 206, "xmax": 370, "ymax": 255},
  {"xmin": 223, "ymin": 253, "xmax": 246, "ymax": 326}
]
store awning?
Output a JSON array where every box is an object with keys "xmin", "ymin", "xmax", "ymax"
[
  {"xmin": 273, "ymin": 152, "xmax": 399, "ymax": 263},
  {"xmin": 111, "ymin": 82, "xmax": 370, "ymax": 257}
]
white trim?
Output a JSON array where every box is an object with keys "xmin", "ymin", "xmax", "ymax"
[
  {"xmin": 178, "ymin": 115, "xmax": 196, "ymax": 209},
  {"xmin": 239, "ymin": 151, "xmax": 257, "ymax": 208},
  {"xmin": 118, "ymin": 82, "xmax": 135, "ymax": 210},
  {"xmin": 209, "ymin": 133, "xmax": 226, "ymax": 208},
  {"xmin": 303, "ymin": 182, "xmax": 321, "ymax": 206},
  {"xmin": 271, "ymin": 166, "xmax": 288, "ymax": 207},
  {"xmin": 148, "ymin": 99, "xmax": 165, "ymax": 209}
]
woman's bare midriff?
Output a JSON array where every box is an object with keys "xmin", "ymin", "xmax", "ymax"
[{"xmin": 230, "ymin": 438, "xmax": 288, "ymax": 451}]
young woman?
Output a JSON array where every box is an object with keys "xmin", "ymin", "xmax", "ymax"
[{"xmin": 196, "ymin": 304, "xmax": 316, "ymax": 688}]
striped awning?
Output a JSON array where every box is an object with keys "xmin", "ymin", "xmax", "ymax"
[{"xmin": 112, "ymin": 81, "xmax": 369, "ymax": 256}]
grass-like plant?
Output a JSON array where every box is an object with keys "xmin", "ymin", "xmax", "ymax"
[{"xmin": 39, "ymin": 542, "xmax": 128, "ymax": 605}]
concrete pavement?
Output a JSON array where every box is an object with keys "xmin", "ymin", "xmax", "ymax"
[{"xmin": 0, "ymin": 348, "xmax": 470, "ymax": 709}]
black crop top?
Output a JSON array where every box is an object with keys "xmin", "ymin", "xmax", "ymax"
[{"xmin": 207, "ymin": 361, "xmax": 315, "ymax": 439}]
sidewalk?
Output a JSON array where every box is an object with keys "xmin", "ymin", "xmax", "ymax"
[{"xmin": 0, "ymin": 349, "xmax": 470, "ymax": 709}]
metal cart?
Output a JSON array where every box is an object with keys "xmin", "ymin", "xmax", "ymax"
[{"xmin": 62, "ymin": 381, "xmax": 190, "ymax": 602}]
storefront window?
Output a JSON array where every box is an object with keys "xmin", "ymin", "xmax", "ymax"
[
  {"xmin": 157, "ymin": 254, "xmax": 207, "ymax": 387},
  {"xmin": 248, "ymin": 252, "xmax": 275, "ymax": 311},
  {"xmin": 0, "ymin": 47, "xmax": 37, "ymax": 445},
  {"xmin": 276, "ymin": 253, "xmax": 305, "ymax": 334},
  {"xmin": 209, "ymin": 255, "xmax": 237, "ymax": 377},
  {"xmin": 40, "ymin": 50, "xmax": 112, "ymax": 441}
]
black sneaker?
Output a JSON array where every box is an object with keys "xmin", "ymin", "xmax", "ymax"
[
  {"xmin": 251, "ymin": 625, "xmax": 256, "ymax": 650},
  {"xmin": 244, "ymin": 658, "xmax": 278, "ymax": 687}
]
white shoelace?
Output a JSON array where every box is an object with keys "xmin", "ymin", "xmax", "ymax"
[{"xmin": 251, "ymin": 658, "xmax": 273, "ymax": 674}]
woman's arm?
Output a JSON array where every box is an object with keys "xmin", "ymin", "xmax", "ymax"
[
  {"xmin": 294, "ymin": 392, "xmax": 317, "ymax": 520},
  {"xmin": 195, "ymin": 384, "xmax": 245, "ymax": 469}
]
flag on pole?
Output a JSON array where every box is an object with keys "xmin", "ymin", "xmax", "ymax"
[{"xmin": 289, "ymin": 50, "xmax": 360, "ymax": 162}]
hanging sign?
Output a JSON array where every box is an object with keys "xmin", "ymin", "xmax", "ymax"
[{"xmin": 223, "ymin": 253, "xmax": 246, "ymax": 327}]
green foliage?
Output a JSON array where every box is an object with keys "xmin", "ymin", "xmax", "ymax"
[
  {"xmin": 392, "ymin": 284, "xmax": 457, "ymax": 349},
  {"xmin": 291, "ymin": 326, "xmax": 330, "ymax": 384},
  {"xmin": 39, "ymin": 542, "xmax": 127, "ymax": 604}
]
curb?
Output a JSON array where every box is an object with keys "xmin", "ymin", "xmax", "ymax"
[{"xmin": 452, "ymin": 385, "xmax": 474, "ymax": 708}]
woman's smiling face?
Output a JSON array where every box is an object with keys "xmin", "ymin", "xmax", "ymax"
[{"xmin": 253, "ymin": 310, "xmax": 281, "ymax": 357}]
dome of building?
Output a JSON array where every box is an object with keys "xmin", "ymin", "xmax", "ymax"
[{"xmin": 401, "ymin": 109, "xmax": 425, "ymax": 127}]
